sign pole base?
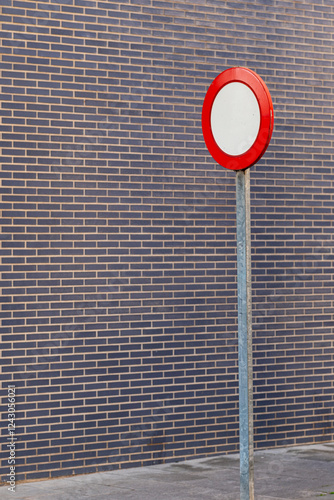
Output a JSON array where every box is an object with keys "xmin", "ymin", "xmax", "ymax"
[{"xmin": 236, "ymin": 168, "xmax": 254, "ymax": 500}]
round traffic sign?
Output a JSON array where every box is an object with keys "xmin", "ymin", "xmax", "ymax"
[{"xmin": 202, "ymin": 67, "xmax": 274, "ymax": 170}]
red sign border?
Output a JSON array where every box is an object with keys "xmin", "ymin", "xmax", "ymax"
[{"xmin": 202, "ymin": 67, "xmax": 274, "ymax": 171}]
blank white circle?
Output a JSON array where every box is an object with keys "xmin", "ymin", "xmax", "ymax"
[{"xmin": 210, "ymin": 82, "xmax": 261, "ymax": 156}]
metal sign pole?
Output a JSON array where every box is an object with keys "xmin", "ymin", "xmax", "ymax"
[{"xmin": 236, "ymin": 168, "xmax": 254, "ymax": 500}]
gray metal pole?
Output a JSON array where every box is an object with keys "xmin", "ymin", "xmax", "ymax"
[{"xmin": 236, "ymin": 168, "xmax": 254, "ymax": 500}]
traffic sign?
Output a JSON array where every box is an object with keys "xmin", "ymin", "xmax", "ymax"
[
  {"xmin": 202, "ymin": 68, "xmax": 275, "ymax": 500},
  {"xmin": 202, "ymin": 67, "xmax": 274, "ymax": 170}
]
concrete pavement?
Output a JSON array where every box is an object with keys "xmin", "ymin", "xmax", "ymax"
[{"xmin": 1, "ymin": 443, "xmax": 334, "ymax": 500}]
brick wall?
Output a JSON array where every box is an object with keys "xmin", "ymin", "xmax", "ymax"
[{"xmin": 1, "ymin": 0, "xmax": 334, "ymax": 483}]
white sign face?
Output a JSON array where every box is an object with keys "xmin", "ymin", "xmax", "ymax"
[{"xmin": 210, "ymin": 82, "xmax": 261, "ymax": 157}]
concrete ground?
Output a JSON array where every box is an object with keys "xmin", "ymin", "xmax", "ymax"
[{"xmin": 1, "ymin": 443, "xmax": 334, "ymax": 500}]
